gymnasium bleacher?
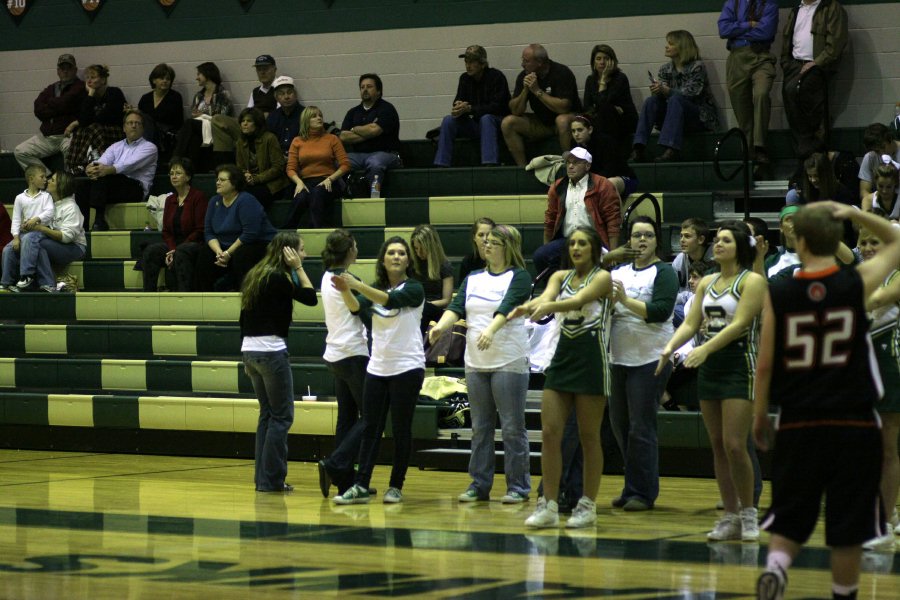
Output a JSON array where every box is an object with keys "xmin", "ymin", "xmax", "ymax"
[{"xmin": 0, "ymin": 127, "xmax": 871, "ymax": 476}]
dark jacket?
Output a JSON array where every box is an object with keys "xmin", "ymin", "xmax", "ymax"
[
  {"xmin": 161, "ymin": 187, "xmax": 208, "ymax": 251},
  {"xmin": 34, "ymin": 78, "xmax": 86, "ymax": 136},
  {"xmin": 235, "ymin": 131, "xmax": 290, "ymax": 195},
  {"xmin": 453, "ymin": 67, "xmax": 510, "ymax": 119},
  {"xmin": 780, "ymin": 0, "xmax": 848, "ymax": 72}
]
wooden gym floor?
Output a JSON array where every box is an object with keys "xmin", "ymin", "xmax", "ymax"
[{"xmin": 0, "ymin": 449, "xmax": 897, "ymax": 599}]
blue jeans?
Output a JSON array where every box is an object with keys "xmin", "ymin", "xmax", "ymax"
[
  {"xmin": 465, "ymin": 368, "xmax": 531, "ymax": 497},
  {"xmin": 433, "ymin": 114, "xmax": 501, "ymax": 167},
  {"xmin": 323, "ymin": 355, "xmax": 369, "ymax": 490},
  {"xmin": 346, "ymin": 151, "xmax": 402, "ymax": 187},
  {"xmin": 355, "ymin": 368, "xmax": 424, "ymax": 491},
  {"xmin": 608, "ymin": 360, "xmax": 672, "ymax": 506},
  {"xmin": 533, "ymin": 238, "xmax": 566, "ymax": 279},
  {"xmin": 633, "ymin": 93, "xmax": 705, "ymax": 151},
  {"xmin": 243, "ymin": 350, "xmax": 295, "ymax": 491}
]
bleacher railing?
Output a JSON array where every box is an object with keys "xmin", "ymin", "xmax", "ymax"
[{"xmin": 713, "ymin": 127, "xmax": 751, "ymax": 220}]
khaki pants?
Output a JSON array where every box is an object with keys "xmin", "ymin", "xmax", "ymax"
[{"xmin": 726, "ymin": 46, "xmax": 776, "ymax": 151}]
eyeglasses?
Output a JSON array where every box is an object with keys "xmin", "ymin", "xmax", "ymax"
[
  {"xmin": 483, "ymin": 240, "xmax": 505, "ymax": 247},
  {"xmin": 630, "ymin": 232, "xmax": 656, "ymax": 240}
]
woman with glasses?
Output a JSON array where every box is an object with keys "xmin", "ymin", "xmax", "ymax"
[
  {"xmin": 196, "ymin": 164, "xmax": 277, "ymax": 291},
  {"xmin": 141, "ymin": 158, "xmax": 208, "ymax": 291},
  {"xmin": 429, "ymin": 225, "xmax": 533, "ymax": 506},
  {"xmin": 607, "ymin": 216, "xmax": 678, "ymax": 511},
  {"xmin": 657, "ymin": 221, "xmax": 766, "ymax": 541}
]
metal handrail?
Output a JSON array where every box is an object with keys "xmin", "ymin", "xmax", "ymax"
[
  {"xmin": 622, "ymin": 192, "xmax": 662, "ymax": 231},
  {"xmin": 713, "ymin": 127, "xmax": 751, "ymax": 220}
]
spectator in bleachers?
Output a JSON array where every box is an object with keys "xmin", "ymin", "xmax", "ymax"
[
  {"xmin": 211, "ymin": 55, "xmax": 280, "ymax": 160},
  {"xmin": 14, "ymin": 54, "xmax": 85, "ymax": 175},
  {"xmin": 862, "ymin": 163, "xmax": 900, "ymax": 220},
  {"xmin": 235, "ymin": 108, "xmax": 290, "ymax": 211},
  {"xmin": 13, "ymin": 171, "xmax": 86, "ymax": 294},
  {"xmin": 788, "ymin": 148, "xmax": 859, "ymax": 205},
  {"xmin": 76, "ymin": 110, "xmax": 158, "ymax": 231},
  {"xmin": 141, "ymin": 158, "xmax": 208, "ymax": 292},
  {"xmin": 197, "ymin": 164, "xmax": 277, "ymax": 292},
  {"xmin": 0, "ymin": 202, "xmax": 11, "ymax": 277},
  {"xmin": 338, "ymin": 74, "xmax": 401, "ymax": 195},
  {"xmin": 267, "ymin": 76, "xmax": 305, "ymax": 157},
  {"xmin": 457, "ymin": 217, "xmax": 495, "ymax": 282},
  {"xmin": 172, "ymin": 62, "xmax": 235, "ymax": 169},
  {"xmin": 765, "ymin": 205, "xmax": 800, "ymax": 278},
  {"xmin": 581, "ymin": 44, "xmax": 638, "ymax": 162},
  {"xmin": 331, "ymin": 236, "xmax": 425, "ymax": 505},
  {"xmin": 410, "ymin": 224, "xmax": 454, "ymax": 331},
  {"xmin": 744, "ymin": 216, "xmax": 771, "ymax": 276},
  {"xmin": 534, "ymin": 147, "xmax": 620, "ymax": 277},
  {"xmin": 433, "ymin": 45, "xmax": 510, "ymax": 168},
  {"xmin": 780, "ymin": 0, "xmax": 848, "ymax": 158},
  {"xmin": 285, "ymin": 106, "xmax": 351, "ymax": 229},
  {"xmin": 608, "ymin": 216, "xmax": 678, "ymax": 511},
  {"xmin": 0, "ymin": 166, "xmax": 54, "ymax": 291},
  {"xmin": 671, "ymin": 217, "xmax": 713, "ymax": 293},
  {"xmin": 860, "ymin": 123, "xmax": 900, "ymax": 198},
  {"xmin": 570, "ymin": 114, "xmax": 638, "ymax": 200},
  {"xmin": 717, "ymin": 0, "xmax": 778, "ymax": 178},
  {"xmin": 240, "ymin": 231, "xmax": 317, "ymax": 493},
  {"xmin": 136, "ymin": 63, "xmax": 184, "ymax": 164},
  {"xmin": 431, "ymin": 225, "xmax": 532, "ymax": 506},
  {"xmin": 64, "ymin": 64, "xmax": 127, "ymax": 175},
  {"xmin": 786, "ymin": 152, "xmax": 855, "ymax": 210},
  {"xmin": 318, "ymin": 229, "xmax": 371, "ymax": 498},
  {"xmin": 502, "ymin": 44, "xmax": 581, "ymax": 166},
  {"xmin": 631, "ymin": 30, "xmax": 719, "ymax": 163}
]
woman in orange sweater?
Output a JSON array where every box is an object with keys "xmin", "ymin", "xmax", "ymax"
[{"xmin": 285, "ymin": 106, "xmax": 351, "ymax": 228}]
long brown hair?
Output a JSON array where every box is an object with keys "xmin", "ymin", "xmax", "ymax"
[
  {"xmin": 374, "ymin": 236, "xmax": 414, "ymax": 290},
  {"xmin": 241, "ymin": 231, "xmax": 302, "ymax": 310}
]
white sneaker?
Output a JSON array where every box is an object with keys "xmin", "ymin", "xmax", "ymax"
[
  {"xmin": 525, "ymin": 497, "xmax": 559, "ymax": 528},
  {"xmin": 383, "ymin": 487, "xmax": 402, "ymax": 504},
  {"xmin": 741, "ymin": 507, "xmax": 760, "ymax": 542},
  {"xmin": 707, "ymin": 513, "xmax": 741, "ymax": 541},
  {"xmin": 862, "ymin": 532, "xmax": 896, "ymax": 551},
  {"xmin": 15, "ymin": 276, "xmax": 33, "ymax": 290},
  {"xmin": 565, "ymin": 497, "xmax": 597, "ymax": 529}
]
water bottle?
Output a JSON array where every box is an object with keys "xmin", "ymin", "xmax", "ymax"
[
  {"xmin": 370, "ymin": 174, "xmax": 381, "ymax": 198},
  {"xmin": 144, "ymin": 222, "xmax": 152, "ymax": 232}
]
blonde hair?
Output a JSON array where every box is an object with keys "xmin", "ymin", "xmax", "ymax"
[
  {"xmin": 410, "ymin": 224, "xmax": 448, "ymax": 281},
  {"xmin": 666, "ymin": 30, "xmax": 700, "ymax": 65},
  {"xmin": 488, "ymin": 225, "xmax": 525, "ymax": 270},
  {"xmin": 298, "ymin": 106, "xmax": 323, "ymax": 141}
]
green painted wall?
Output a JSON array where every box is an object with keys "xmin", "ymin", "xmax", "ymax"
[{"xmin": 0, "ymin": 0, "xmax": 885, "ymax": 51}]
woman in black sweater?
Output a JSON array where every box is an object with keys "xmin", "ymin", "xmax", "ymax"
[
  {"xmin": 240, "ymin": 231, "xmax": 317, "ymax": 492},
  {"xmin": 582, "ymin": 44, "xmax": 638, "ymax": 160}
]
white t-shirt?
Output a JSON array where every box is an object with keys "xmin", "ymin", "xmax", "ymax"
[
  {"xmin": 321, "ymin": 270, "xmax": 369, "ymax": 363},
  {"xmin": 610, "ymin": 262, "xmax": 675, "ymax": 366},
  {"xmin": 792, "ymin": 0, "xmax": 821, "ymax": 61},
  {"xmin": 364, "ymin": 280, "xmax": 425, "ymax": 377},
  {"xmin": 459, "ymin": 269, "xmax": 529, "ymax": 369},
  {"xmin": 563, "ymin": 176, "xmax": 591, "ymax": 236}
]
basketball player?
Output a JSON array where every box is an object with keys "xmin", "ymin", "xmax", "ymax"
[{"xmin": 753, "ymin": 202, "xmax": 900, "ymax": 600}]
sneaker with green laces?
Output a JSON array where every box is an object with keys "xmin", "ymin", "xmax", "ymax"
[
  {"xmin": 458, "ymin": 488, "xmax": 487, "ymax": 502},
  {"xmin": 501, "ymin": 491, "xmax": 527, "ymax": 504},
  {"xmin": 333, "ymin": 483, "xmax": 370, "ymax": 505}
]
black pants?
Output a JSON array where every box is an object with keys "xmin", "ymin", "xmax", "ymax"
[
  {"xmin": 782, "ymin": 60, "xmax": 830, "ymax": 158},
  {"xmin": 284, "ymin": 176, "xmax": 343, "ymax": 229},
  {"xmin": 195, "ymin": 241, "xmax": 268, "ymax": 292},
  {"xmin": 76, "ymin": 175, "xmax": 144, "ymax": 223},
  {"xmin": 323, "ymin": 355, "xmax": 370, "ymax": 492},
  {"xmin": 354, "ymin": 368, "xmax": 425, "ymax": 491},
  {"xmin": 142, "ymin": 241, "xmax": 201, "ymax": 291}
]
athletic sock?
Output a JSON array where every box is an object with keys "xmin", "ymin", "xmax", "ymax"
[
  {"xmin": 832, "ymin": 583, "xmax": 857, "ymax": 600},
  {"xmin": 766, "ymin": 550, "xmax": 792, "ymax": 575}
]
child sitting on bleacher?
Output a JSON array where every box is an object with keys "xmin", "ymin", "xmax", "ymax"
[{"xmin": 0, "ymin": 166, "xmax": 54, "ymax": 291}]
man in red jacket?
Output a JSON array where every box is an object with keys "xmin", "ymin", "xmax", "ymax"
[
  {"xmin": 14, "ymin": 54, "xmax": 86, "ymax": 175},
  {"xmin": 534, "ymin": 147, "xmax": 621, "ymax": 276}
]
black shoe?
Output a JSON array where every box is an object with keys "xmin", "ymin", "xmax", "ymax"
[
  {"xmin": 317, "ymin": 460, "xmax": 331, "ymax": 498},
  {"xmin": 629, "ymin": 145, "xmax": 647, "ymax": 163},
  {"xmin": 655, "ymin": 147, "xmax": 681, "ymax": 162},
  {"xmin": 611, "ymin": 496, "xmax": 627, "ymax": 508},
  {"xmin": 91, "ymin": 220, "xmax": 109, "ymax": 232},
  {"xmin": 257, "ymin": 483, "xmax": 294, "ymax": 493}
]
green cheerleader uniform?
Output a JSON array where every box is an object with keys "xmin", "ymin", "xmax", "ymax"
[
  {"xmin": 696, "ymin": 270, "xmax": 757, "ymax": 401},
  {"xmin": 544, "ymin": 266, "xmax": 612, "ymax": 395},
  {"xmin": 870, "ymin": 270, "xmax": 900, "ymax": 412}
]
